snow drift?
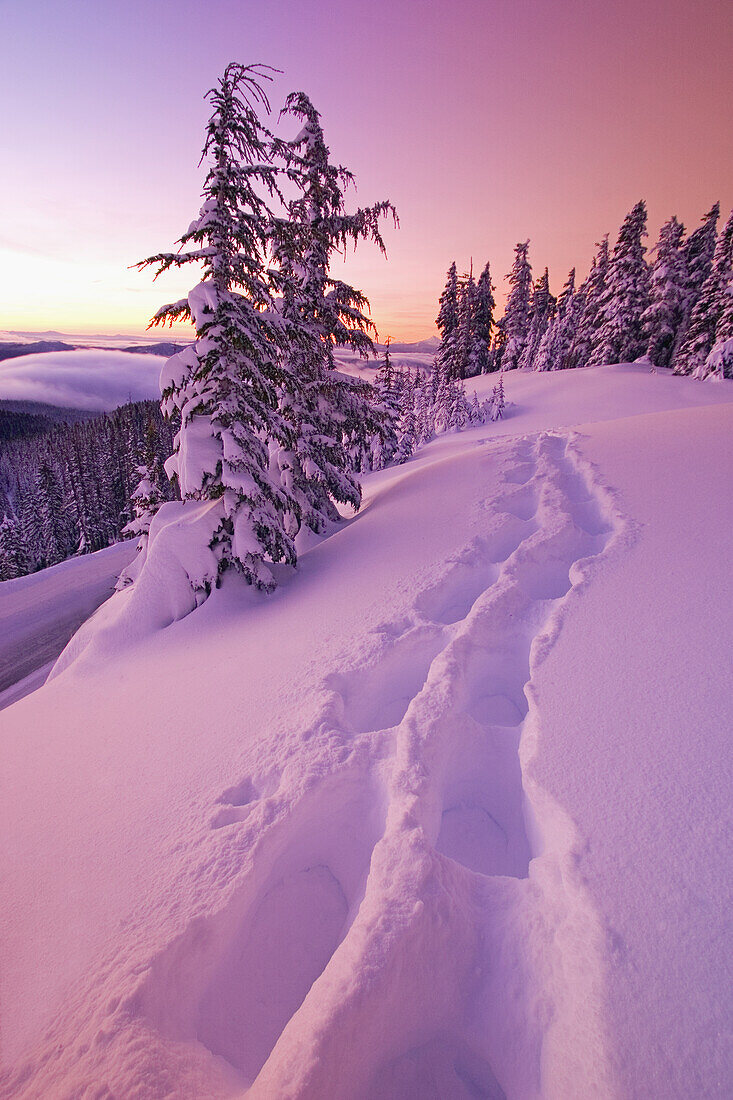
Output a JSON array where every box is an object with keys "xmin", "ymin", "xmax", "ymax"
[{"xmin": 1, "ymin": 364, "xmax": 731, "ymax": 1099}]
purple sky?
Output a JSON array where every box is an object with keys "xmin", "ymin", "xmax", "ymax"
[{"xmin": 1, "ymin": 0, "xmax": 731, "ymax": 340}]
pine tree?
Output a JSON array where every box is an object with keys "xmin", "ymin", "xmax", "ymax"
[
  {"xmin": 699, "ymin": 274, "xmax": 733, "ymax": 379},
  {"xmin": 0, "ymin": 515, "xmax": 28, "ymax": 580},
  {"xmin": 500, "ymin": 241, "xmax": 533, "ymax": 371},
  {"xmin": 35, "ymin": 460, "xmax": 69, "ymax": 566},
  {"xmin": 394, "ymin": 370, "xmax": 418, "ymax": 462},
  {"xmin": 557, "ymin": 268, "xmax": 575, "ymax": 319},
  {"xmin": 519, "ymin": 267, "xmax": 555, "ymax": 370},
  {"xmin": 455, "ymin": 266, "xmax": 479, "ymax": 379},
  {"xmin": 474, "ymin": 261, "xmax": 495, "ymax": 373},
  {"xmin": 136, "ymin": 63, "xmax": 304, "ymax": 592},
  {"xmin": 675, "ymin": 207, "xmax": 733, "ymax": 376},
  {"xmin": 642, "ymin": 216, "xmax": 687, "ymax": 368},
  {"xmin": 490, "ymin": 371, "xmax": 506, "ymax": 420},
  {"xmin": 673, "ymin": 202, "xmax": 719, "ymax": 356},
  {"xmin": 534, "ymin": 268, "xmax": 577, "ymax": 371},
  {"xmin": 589, "ymin": 201, "xmax": 650, "ymax": 365},
  {"xmin": 368, "ymin": 339, "xmax": 401, "ymax": 469},
  {"xmin": 569, "ymin": 236, "xmax": 609, "ymax": 369},
  {"xmin": 273, "ymin": 91, "xmax": 397, "ymax": 526},
  {"xmin": 436, "ymin": 262, "xmax": 460, "ymax": 379}
]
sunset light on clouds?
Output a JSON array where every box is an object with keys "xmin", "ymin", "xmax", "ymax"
[{"xmin": 1, "ymin": 0, "xmax": 731, "ymax": 341}]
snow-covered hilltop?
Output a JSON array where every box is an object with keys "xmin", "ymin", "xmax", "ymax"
[{"xmin": 1, "ymin": 363, "xmax": 731, "ymax": 1099}]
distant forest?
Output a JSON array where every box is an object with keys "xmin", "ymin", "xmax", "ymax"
[
  {"xmin": 0, "ymin": 402, "xmax": 176, "ymax": 579},
  {"xmin": 436, "ymin": 200, "xmax": 733, "ymax": 381}
]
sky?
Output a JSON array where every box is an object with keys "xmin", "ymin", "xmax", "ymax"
[{"xmin": 0, "ymin": 0, "xmax": 731, "ymax": 342}]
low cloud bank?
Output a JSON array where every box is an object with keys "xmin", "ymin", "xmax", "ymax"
[{"xmin": 0, "ymin": 350, "xmax": 164, "ymax": 411}]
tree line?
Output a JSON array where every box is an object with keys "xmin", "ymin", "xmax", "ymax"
[
  {"xmin": 0, "ymin": 402, "xmax": 175, "ymax": 580},
  {"xmin": 437, "ymin": 200, "xmax": 733, "ymax": 380}
]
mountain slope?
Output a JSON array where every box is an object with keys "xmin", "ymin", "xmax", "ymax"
[{"xmin": 0, "ymin": 365, "xmax": 731, "ymax": 1099}]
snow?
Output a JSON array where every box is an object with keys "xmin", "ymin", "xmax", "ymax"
[
  {"xmin": 1, "ymin": 363, "xmax": 732, "ymax": 1099},
  {"xmin": 0, "ymin": 540, "xmax": 136, "ymax": 710}
]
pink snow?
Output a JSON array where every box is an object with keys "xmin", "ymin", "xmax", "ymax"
[{"xmin": 0, "ymin": 363, "xmax": 731, "ymax": 1098}]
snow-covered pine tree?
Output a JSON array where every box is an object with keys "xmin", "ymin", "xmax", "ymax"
[
  {"xmin": 533, "ymin": 313, "xmax": 559, "ymax": 372},
  {"xmin": 519, "ymin": 267, "xmax": 555, "ymax": 370},
  {"xmin": 642, "ymin": 215, "xmax": 686, "ymax": 369},
  {"xmin": 370, "ymin": 337, "xmax": 401, "ymax": 466},
  {"xmin": 0, "ymin": 515, "xmax": 28, "ymax": 580},
  {"xmin": 394, "ymin": 369, "xmax": 418, "ymax": 462},
  {"xmin": 556, "ymin": 268, "xmax": 576, "ymax": 320},
  {"xmin": 490, "ymin": 371, "xmax": 506, "ymax": 420},
  {"xmin": 436, "ymin": 262, "xmax": 460, "ymax": 380},
  {"xmin": 35, "ymin": 460, "xmax": 70, "ymax": 567},
  {"xmin": 674, "ymin": 207, "xmax": 733, "ymax": 377},
  {"xmin": 699, "ymin": 274, "xmax": 733, "ymax": 379},
  {"xmin": 455, "ymin": 266, "xmax": 480, "ymax": 379},
  {"xmin": 534, "ymin": 267, "xmax": 578, "ymax": 371},
  {"xmin": 588, "ymin": 201, "xmax": 650, "ymax": 366},
  {"xmin": 499, "ymin": 242, "xmax": 532, "ymax": 371},
  {"xmin": 273, "ymin": 90, "xmax": 397, "ymax": 525},
  {"xmin": 136, "ymin": 63, "xmax": 301, "ymax": 593},
  {"xmin": 569, "ymin": 236, "xmax": 608, "ymax": 369},
  {"xmin": 414, "ymin": 371, "xmax": 436, "ymax": 446},
  {"xmin": 474, "ymin": 261, "xmax": 495, "ymax": 373},
  {"xmin": 671, "ymin": 202, "xmax": 719, "ymax": 366}
]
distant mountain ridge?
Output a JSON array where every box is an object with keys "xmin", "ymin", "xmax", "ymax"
[{"xmin": 0, "ymin": 340, "xmax": 188, "ymax": 363}]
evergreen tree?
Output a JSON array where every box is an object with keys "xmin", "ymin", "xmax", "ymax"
[
  {"xmin": 455, "ymin": 266, "xmax": 479, "ymax": 379},
  {"xmin": 369, "ymin": 339, "xmax": 401, "ymax": 468},
  {"xmin": 519, "ymin": 267, "xmax": 555, "ymax": 370},
  {"xmin": 272, "ymin": 90, "xmax": 397, "ymax": 528},
  {"xmin": 136, "ymin": 63, "xmax": 300, "ymax": 592},
  {"xmin": 589, "ymin": 201, "xmax": 650, "ymax": 365},
  {"xmin": 557, "ymin": 268, "xmax": 576, "ymax": 319},
  {"xmin": 675, "ymin": 207, "xmax": 733, "ymax": 376},
  {"xmin": 699, "ymin": 274, "xmax": 733, "ymax": 379},
  {"xmin": 673, "ymin": 202, "xmax": 720, "ymax": 355},
  {"xmin": 642, "ymin": 216, "xmax": 687, "ymax": 368},
  {"xmin": 35, "ymin": 460, "xmax": 69, "ymax": 567},
  {"xmin": 436, "ymin": 261, "xmax": 460, "ymax": 379},
  {"xmin": 569, "ymin": 236, "xmax": 609, "ymax": 369},
  {"xmin": 0, "ymin": 516, "xmax": 28, "ymax": 580},
  {"xmin": 394, "ymin": 370, "xmax": 418, "ymax": 463},
  {"xmin": 500, "ymin": 241, "xmax": 533, "ymax": 371},
  {"xmin": 474, "ymin": 261, "xmax": 495, "ymax": 373},
  {"xmin": 490, "ymin": 371, "xmax": 506, "ymax": 420}
]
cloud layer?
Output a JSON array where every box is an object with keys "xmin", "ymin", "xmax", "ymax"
[{"xmin": 0, "ymin": 350, "xmax": 164, "ymax": 411}]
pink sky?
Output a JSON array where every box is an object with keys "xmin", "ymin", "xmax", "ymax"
[{"xmin": 0, "ymin": 0, "xmax": 731, "ymax": 341}]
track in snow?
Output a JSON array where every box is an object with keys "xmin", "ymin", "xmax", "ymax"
[{"xmin": 3, "ymin": 431, "xmax": 623, "ymax": 1100}]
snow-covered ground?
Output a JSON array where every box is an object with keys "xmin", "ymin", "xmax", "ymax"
[
  {"xmin": 1, "ymin": 364, "xmax": 731, "ymax": 1099},
  {"xmin": 0, "ymin": 541, "xmax": 136, "ymax": 711}
]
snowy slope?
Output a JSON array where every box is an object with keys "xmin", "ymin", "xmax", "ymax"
[
  {"xmin": 0, "ymin": 365, "xmax": 731, "ymax": 1099},
  {"xmin": 0, "ymin": 541, "xmax": 136, "ymax": 710}
]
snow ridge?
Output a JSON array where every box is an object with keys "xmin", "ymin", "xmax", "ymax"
[{"xmin": 2, "ymin": 431, "xmax": 630, "ymax": 1100}]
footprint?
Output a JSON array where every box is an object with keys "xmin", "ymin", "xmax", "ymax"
[
  {"xmin": 366, "ymin": 1034, "xmax": 506, "ymax": 1099},
  {"xmin": 496, "ymin": 485, "xmax": 538, "ymax": 522},
  {"xmin": 329, "ymin": 627, "xmax": 444, "ymax": 734},
  {"xmin": 463, "ymin": 643, "xmax": 530, "ymax": 729},
  {"xmin": 197, "ymin": 864, "xmax": 348, "ymax": 1080},
  {"xmin": 434, "ymin": 723, "xmax": 531, "ymax": 880},
  {"xmin": 512, "ymin": 557, "xmax": 572, "ymax": 601},
  {"xmin": 569, "ymin": 497, "xmax": 613, "ymax": 537},
  {"xmin": 503, "ymin": 463, "xmax": 534, "ymax": 485},
  {"xmin": 219, "ymin": 776, "xmax": 257, "ymax": 807},
  {"xmin": 211, "ymin": 771, "xmax": 280, "ymax": 829},
  {"xmin": 480, "ymin": 517, "xmax": 537, "ymax": 564},
  {"xmin": 416, "ymin": 551, "xmax": 499, "ymax": 626},
  {"xmin": 140, "ymin": 769, "xmax": 385, "ymax": 1085}
]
